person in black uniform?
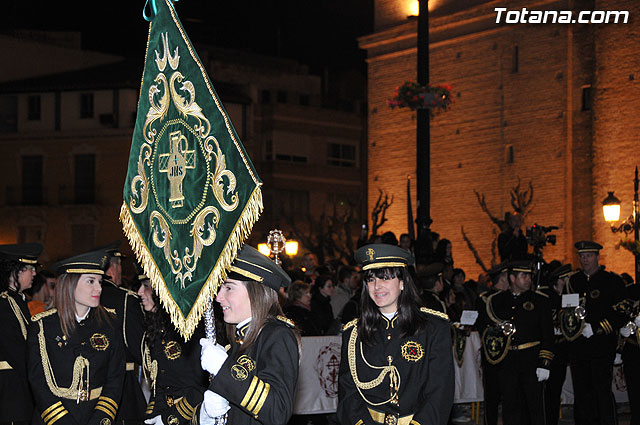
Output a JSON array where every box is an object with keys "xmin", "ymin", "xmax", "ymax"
[
  {"xmin": 619, "ymin": 277, "xmax": 640, "ymax": 425},
  {"xmin": 475, "ymin": 261, "xmax": 508, "ymax": 425},
  {"xmin": 338, "ymin": 244, "xmax": 454, "ymax": 425},
  {"xmin": 475, "ymin": 261, "xmax": 554, "ymax": 425},
  {"xmin": 97, "ymin": 241, "xmax": 146, "ymax": 424},
  {"xmin": 134, "ymin": 269, "xmax": 208, "ymax": 425},
  {"xmin": 497, "ymin": 212, "xmax": 528, "ymax": 262},
  {"xmin": 537, "ymin": 263, "xmax": 573, "ymax": 425},
  {"xmin": 563, "ymin": 241, "xmax": 627, "ymax": 425},
  {"xmin": 28, "ymin": 250, "xmax": 125, "ymax": 425},
  {"xmin": 196, "ymin": 244, "xmax": 301, "ymax": 425},
  {"xmin": 0, "ymin": 242, "xmax": 42, "ymax": 425}
]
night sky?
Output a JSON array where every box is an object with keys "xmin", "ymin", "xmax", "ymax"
[{"xmin": 3, "ymin": 0, "xmax": 373, "ymax": 76}]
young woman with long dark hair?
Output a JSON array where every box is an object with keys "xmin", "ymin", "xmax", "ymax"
[
  {"xmin": 197, "ymin": 245, "xmax": 301, "ymax": 425},
  {"xmin": 338, "ymin": 244, "xmax": 454, "ymax": 425},
  {"xmin": 28, "ymin": 250, "xmax": 125, "ymax": 425}
]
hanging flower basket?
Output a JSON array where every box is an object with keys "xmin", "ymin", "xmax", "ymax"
[
  {"xmin": 388, "ymin": 80, "xmax": 453, "ymax": 116},
  {"xmin": 616, "ymin": 239, "xmax": 640, "ymax": 257}
]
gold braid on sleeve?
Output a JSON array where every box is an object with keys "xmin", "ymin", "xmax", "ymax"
[
  {"xmin": 141, "ymin": 335, "xmax": 158, "ymax": 398},
  {"xmin": 347, "ymin": 326, "xmax": 401, "ymax": 406},
  {"xmin": 37, "ymin": 321, "xmax": 90, "ymax": 401}
]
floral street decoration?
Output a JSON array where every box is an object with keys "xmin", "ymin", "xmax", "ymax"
[{"xmin": 387, "ymin": 80, "xmax": 453, "ymax": 116}]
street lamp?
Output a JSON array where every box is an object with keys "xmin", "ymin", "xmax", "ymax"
[{"xmin": 602, "ymin": 166, "xmax": 639, "ymax": 283}]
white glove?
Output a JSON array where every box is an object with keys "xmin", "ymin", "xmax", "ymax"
[
  {"xmin": 614, "ymin": 353, "xmax": 623, "ymax": 365},
  {"xmin": 201, "ymin": 390, "xmax": 230, "ymax": 419},
  {"xmin": 200, "ymin": 338, "xmax": 228, "ymax": 375},
  {"xmin": 536, "ymin": 368, "xmax": 550, "ymax": 382},
  {"xmin": 144, "ymin": 415, "xmax": 164, "ymax": 425},
  {"xmin": 634, "ymin": 315, "xmax": 640, "ymax": 327},
  {"xmin": 582, "ymin": 323, "xmax": 593, "ymax": 339},
  {"xmin": 620, "ymin": 326, "xmax": 633, "ymax": 338}
]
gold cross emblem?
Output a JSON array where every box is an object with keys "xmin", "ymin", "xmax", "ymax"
[
  {"xmin": 366, "ymin": 248, "xmax": 375, "ymax": 261},
  {"xmin": 158, "ymin": 130, "xmax": 196, "ymax": 208}
]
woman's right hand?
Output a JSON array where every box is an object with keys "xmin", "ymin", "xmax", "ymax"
[{"xmin": 200, "ymin": 338, "xmax": 228, "ymax": 375}]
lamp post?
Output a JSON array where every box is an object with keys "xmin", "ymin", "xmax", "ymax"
[
  {"xmin": 602, "ymin": 166, "xmax": 640, "ymax": 284},
  {"xmin": 415, "ymin": 0, "xmax": 433, "ymax": 266}
]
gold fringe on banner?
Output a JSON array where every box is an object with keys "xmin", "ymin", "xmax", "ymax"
[{"xmin": 120, "ymin": 186, "xmax": 262, "ymax": 340}]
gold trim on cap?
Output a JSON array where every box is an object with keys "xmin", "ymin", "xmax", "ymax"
[
  {"xmin": 577, "ymin": 248, "xmax": 600, "ymax": 253},
  {"xmin": 235, "ymin": 258, "xmax": 272, "ymax": 274},
  {"xmin": 19, "ymin": 258, "xmax": 38, "ymax": 264},
  {"xmin": 64, "ymin": 268, "xmax": 105, "ymax": 275},
  {"xmin": 230, "ymin": 265, "xmax": 264, "ymax": 282},
  {"xmin": 511, "ymin": 267, "xmax": 533, "ymax": 273},
  {"xmin": 362, "ymin": 261, "xmax": 407, "ymax": 270}
]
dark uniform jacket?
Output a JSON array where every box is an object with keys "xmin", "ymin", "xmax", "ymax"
[
  {"xmin": 476, "ymin": 289, "xmax": 554, "ymax": 368},
  {"xmin": 564, "ymin": 268, "xmax": 627, "ymax": 358},
  {"xmin": 100, "ymin": 279, "xmax": 147, "ymax": 422},
  {"xmin": 196, "ymin": 317, "xmax": 299, "ymax": 425},
  {"xmin": 28, "ymin": 308, "xmax": 125, "ymax": 425},
  {"xmin": 338, "ymin": 308, "xmax": 454, "ymax": 425},
  {"xmin": 139, "ymin": 323, "xmax": 208, "ymax": 425},
  {"xmin": 0, "ymin": 288, "xmax": 34, "ymax": 422}
]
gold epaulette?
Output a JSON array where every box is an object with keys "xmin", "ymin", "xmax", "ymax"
[
  {"xmin": 32, "ymin": 308, "xmax": 57, "ymax": 322},
  {"xmin": 104, "ymin": 307, "xmax": 117, "ymax": 315},
  {"xmin": 535, "ymin": 290, "xmax": 549, "ymax": 298},
  {"xmin": 420, "ymin": 307, "xmax": 449, "ymax": 321},
  {"xmin": 343, "ymin": 318, "xmax": 358, "ymax": 331},
  {"xmin": 0, "ymin": 290, "xmax": 7, "ymax": 298},
  {"xmin": 277, "ymin": 315, "xmax": 295, "ymax": 328}
]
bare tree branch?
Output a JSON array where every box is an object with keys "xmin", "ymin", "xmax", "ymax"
[{"xmin": 461, "ymin": 225, "xmax": 488, "ymax": 272}]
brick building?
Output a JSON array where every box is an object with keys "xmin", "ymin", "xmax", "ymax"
[
  {"xmin": 0, "ymin": 33, "xmax": 366, "ymax": 270},
  {"xmin": 359, "ymin": 0, "xmax": 640, "ymax": 279}
]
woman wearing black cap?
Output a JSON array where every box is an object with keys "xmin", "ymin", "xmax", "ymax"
[
  {"xmin": 338, "ymin": 243, "xmax": 454, "ymax": 425},
  {"xmin": 197, "ymin": 245, "xmax": 301, "ymax": 425},
  {"xmin": 27, "ymin": 250, "xmax": 125, "ymax": 425},
  {"xmin": 135, "ymin": 271, "xmax": 208, "ymax": 425},
  {"xmin": 0, "ymin": 242, "xmax": 42, "ymax": 425}
]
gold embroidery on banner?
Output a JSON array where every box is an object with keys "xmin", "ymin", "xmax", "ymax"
[
  {"xmin": 90, "ymin": 333, "xmax": 110, "ymax": 351},
  {"xmin": 401, "ymin": 341, "xmax": 424, "ymax": 362}
]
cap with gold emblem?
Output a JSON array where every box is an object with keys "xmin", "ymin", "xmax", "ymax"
[
  {"xmin": 0, "ymin": 243, "xmax": 43, "ymax": 265},
  {"xmin": 488, "ymin": 261, "xmax": 509, "ymax": 279},
  {"xmin": 574, "ymin": 240, "xmax": 602, "ymax": 253},
  {"xmin": 354, "ymin": 244, "xmax": 411, "ymax": 271},
  {"xmin": 55, "ymin": 251, "xmax": 109, "ymax": 275},
  {"xmin": 227, "ymin": 245, "xmax": 292, "ymax": 291},
  {"xmin": 507, "ymin": 260, "xmax": 534, "ymax": 274}
]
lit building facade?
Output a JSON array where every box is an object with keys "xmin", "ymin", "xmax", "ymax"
[{"xmin": 359, "ymin": 0, "xmax": 640, "ymax": 278}]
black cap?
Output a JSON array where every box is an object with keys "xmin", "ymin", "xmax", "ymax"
[
  {"xmin": 550, "ymin": 263, "xmax": 573, "ymax": 280},
  {"xmin": 488, "ymin": 261, "xmax": 509, "ymax": 279},
  {"xmin": 134, "ymin": 262, "xmax": 148, "ymax": 281},
  {"xmin": 92, "ymin": 240, "xmax": 126, "ymax": 262},
  {"xmin": 507, "ymin": 260, "xmax": 534, "ymax": 274},
  {"xmin": 227, "ymin": 245, "xmax": 292, "ymax": 291},
  {"xmin": 0, "ymin": 243, "xmax": 43, "ymax": 265},
  {"xmin": 354, "ymin": 244, "xmax": 410, "ymax": 271},
  {"xmin": 574, "ymin": 241, "xmax": 602, "ymax": 253},
  {"xmin": 55, "ymin": 251, "xmax": 109, "ymax": 276}
]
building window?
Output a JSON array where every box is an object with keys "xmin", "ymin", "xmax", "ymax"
[
  {"xmin": 261, "ymin": 90, "xmax": 271, "ymax": 104},
  {"xmin": 275, "ymin": 189, "xmax": 310, "ymax": 216},
  {"xmin": 22, "ymin": 155, "xmax": 43, "ymax": 205},
  {"xmin": 327, "ymin": 143, "xmax": 356, "ymax": 167},
  {"xmin": 275, "ymin": 154, "xmax": 307, "ymax": 163},
  {"xmin": 80, "ymin": 93, "xmax": 94, "ymax": 118},
  {"xmin": 299, "ymin": 94, "xmax": 310, "ymax": 106},
  {"xmin": 75, "ymin": 154, "xmax": 95, "ymax": 203},
  {"xmin": 512, "ymin": 45, "xmax": 519, "ymax": 73},
  {"xmin": 27, "ymin": 95, "xmax": 41, "ymax": 121},
  {"xmin": 0, "ymin": 95, "xmax": 18, "ymax": 133},
  {"xmin": 505, "ymin": 145, "xmax": 514, "ymax": 164},
  {"xmin": 276, "ymin": 90, "xmax": 287, "ymax": 103},
  {"xmin": 581, "ymin": 86, "xmax": 593, "ymax": 111}
]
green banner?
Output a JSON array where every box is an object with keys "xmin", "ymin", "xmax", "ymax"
[{"xmin": 121, "ymin": 0, "xmax": 262, "ymax": 339}]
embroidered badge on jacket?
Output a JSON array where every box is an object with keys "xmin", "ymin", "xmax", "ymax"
[
  {"xmin": 164, "ymin": 341, "xmax": 182, "ymax": 360},
  {"xmin": 401, "ymin": 341, "xmax": 424, "ymax": 362},
  {"xmin": 90, "ymin": 333, "xmax": 110, "ymax": 351}
]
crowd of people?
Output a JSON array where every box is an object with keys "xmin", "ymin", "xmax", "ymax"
[{"xmin": 1, "ymin": 217, "xmax": 639, "ymax": 425}]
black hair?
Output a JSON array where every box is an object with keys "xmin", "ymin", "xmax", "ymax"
[
  {"xmin": 338, "ymin": 265, "xmax": 355, "ymax": 283},
  {"xmin": 143, "ymin": 289, "xmax": 176, "ymax": 350},
  {"xmin": 357, "ymin": 266, "xmax": 427, "ymax": 345},
  {"xmin": 0, "ymin": 260, "xmax": 23, "ymax": 292}
]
